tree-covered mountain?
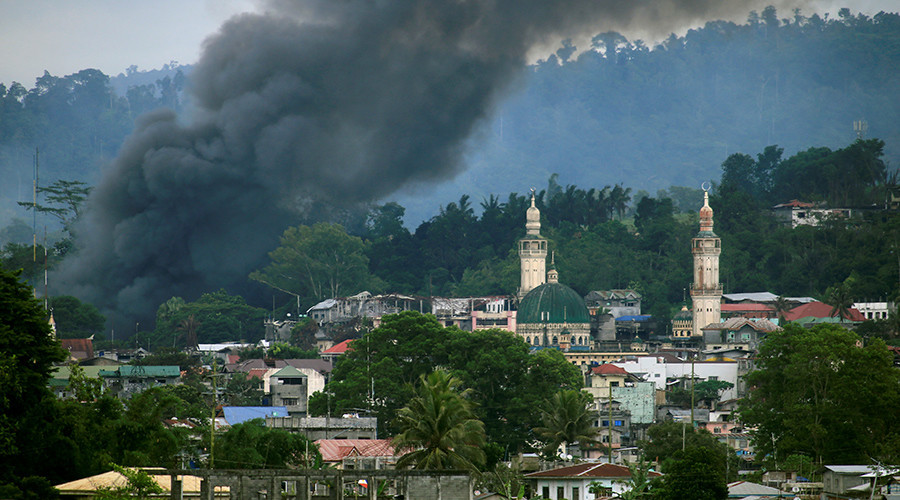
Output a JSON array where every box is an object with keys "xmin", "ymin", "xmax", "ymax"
[{"xmin": 401, "ymin": 7, "xmax": 900, "ymax": 222}]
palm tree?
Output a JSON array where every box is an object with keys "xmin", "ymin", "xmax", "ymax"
[
  {"xmin": 772, "ymin": 295, "xmax": 791, "ymax": 323},
  {"xmin": 392, "ymin": 370, "xmax": 485, "ymax": 471},
  {"xmin": 177, "ymin": 314, "xmax": 201, "ymax": 350},
  {"xmin": 534, "ymin": 389, "xmax": 600, "ymax": 459},
  {"xmin": 615, "ymin": 458, "xmax": 656, "ymax": 499},
  {"xmin": 826, "ymin": 282, "xmax": 854, "ymax": 322}
]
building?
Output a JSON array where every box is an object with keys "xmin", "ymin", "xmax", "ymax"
[
  {"xmin": 315, "ymin": 439, "xmax": 401, "ymax": 469},
  {"xmin": 269, "ymin": 365, "xmax": 308, "ymax": 414},
  {"xmin": 516, "ymin": 263, "xmax": 591, "ymax": 351},
  {"xmin": 584, "ymin": 290, "xmax": 642, "ymax": 319},
  {"xmin": 691, "ymin": 188, "xmax": 722, "ymax": 337},
  {"xmin": 671, "ymin": 305, "xmax": 693, "ymax": 340},
  {"xmin": 772, "ymin": 199, "xmax": 854, "ymax": 228},
  {"xmin": 854, "ymin": 301, "xmax": 892, "ymax": 320},
  {"xmin": 306, "ymin": 291, "xmax": 421, "ymax": 326},
  {"xmin": 701, "ymin": 317, "xmax": 780, "ymax": 350},
  {"xmin": 98, "ymin": 365, "xmax": 181, "ymax": 399},
  {"xmin": 518, "ymin": 191, "xmax": 548, "ymax": 299},
  {"xmin": 526, "ymin": 462, "xmax": 661, "ymax": 500},
  {"xmin": 265, "ymin": 415, "xmax": 378, "ymax": 440}
]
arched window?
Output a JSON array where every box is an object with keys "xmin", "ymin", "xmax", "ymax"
[{"xmin": 552, "ymin": 336, "xmax": 558, "ymax": 345}]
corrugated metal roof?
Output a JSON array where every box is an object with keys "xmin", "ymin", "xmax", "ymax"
[
  {"xmin": 54, "ymin": 468, "xmax": 219, "ymax": 495},
  {"xmin": 526, "ymin": 462, "xmax": 661, "ymax": 479},
  {"xmin": 314, "ymin": 439, "xmax": 399, "ymax": 462}
]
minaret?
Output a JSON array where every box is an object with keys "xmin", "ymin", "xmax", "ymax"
[
  {"xmin": 519, "ymin": 190, "xmax": 547, "ymax": 299},
  {"xmin": 691, "ymin": 187, "xmax": 722, "ymax": 337}
]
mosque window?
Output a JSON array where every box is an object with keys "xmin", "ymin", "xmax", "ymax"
[{"xmin": 552, "ymin": 336, "xmax": 558, "ymax": 345}]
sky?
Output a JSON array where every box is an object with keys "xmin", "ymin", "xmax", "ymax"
[{"xmin": 0, "ymin": 0, "xmax": 896, "ymax": 87}]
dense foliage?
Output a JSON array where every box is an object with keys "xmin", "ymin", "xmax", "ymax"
[
  {"xmin": 739, "ymin": 323, "xmax": 900, "ymax": 464},
  {"xmin": 307, "ymin": 311, "xmax": 583, "ymax": 460}
]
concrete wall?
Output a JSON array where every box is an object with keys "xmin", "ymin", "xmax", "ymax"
[{"xmin": 177, "ymin": 469, "xmax": 473, "ymax": 500}]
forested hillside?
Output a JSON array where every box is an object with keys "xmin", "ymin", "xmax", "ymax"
[{"xmin": 415, "ymin": 8, "xmax": 900, "ymax": 221}]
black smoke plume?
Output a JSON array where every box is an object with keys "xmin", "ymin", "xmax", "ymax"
[{"xmin": 57, "ymin": 0, "xmax": 805, "ymax": 326}]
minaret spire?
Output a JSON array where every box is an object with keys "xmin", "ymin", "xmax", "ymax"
[
  {"xmin": 690, "ymin": 183, "xmax": 722, "ymax": 338},
  {"xmin": 519, "ymin": 188, "xmax": 547, "ymax": 299}
]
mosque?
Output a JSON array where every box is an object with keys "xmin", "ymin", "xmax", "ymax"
[{"xmin": 513, "ymin": 189, "xmax": 721, "ymax": 349}]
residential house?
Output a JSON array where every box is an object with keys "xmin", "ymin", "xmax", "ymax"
[
  {"xmin": 727, "ymin": 481, "xmax": 788, "ymax": 498},
  {"xmin": 853, "ymin": 301, "xmax": 892, "ymax": 320},
  {"xmin": 320, "ymin": 339, "xmax": 354, "ymax": 364},
  {"xmin": 783, "ymin": 301, "xmax": 866, "ymax": 323},
  {"xmin": 526, "ymin": 462, "xmax": 661, "ymax": 500},
  {"xmin": 307, "ymin": 291, "xmax": 421, "ymax": 326},
  {"xmin": 269, "ymin": 366, "xmax": 308, "ymax": 414},
  {"xmin": 224, "ymin": 358, "xmax": 331, "ymax": 409},
  {"xmin": 315, "ymin": 439, "xmax": 401, "ymax": 470},
  {"xmin": 60, "ymin": 338, "xmax": 94, "ymax": 362},
  {"xmin": 584, "ymin": 290, "xmax": 642, "ymax": 319},
  {"xmin": 701, "ymin": 317, "xmax": 780, "ymax": 350},
  {"xmin": 98, "ymin": 365, "xmax": 180, "ymax": 399},
  {"xmin": 822, "ymin": 465, "xmax": 900, "ymax": 499},
  {"xmin": 772, "ymin": 200, "xmax": 853, "ymax": 228}
]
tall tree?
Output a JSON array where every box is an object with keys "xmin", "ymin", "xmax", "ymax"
[
  {"xmin": 0, "ymin": 268, "xmax": 66, "ymax": 490},
  {"xmin": 250, "ymin": 223, "xmax": 379, "ymax": 306},
  {"xmin": 393, "ymin": 370, "xmax": 486, "ymax": 471},
  {"xmin": 533, "ymin": 389, "xmax": 600, "ymax": 459},
  {"xmin": 740, "ymin": 323, "xmax": 900, "ymax": 464}
]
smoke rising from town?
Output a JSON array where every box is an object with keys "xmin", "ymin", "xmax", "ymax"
[{"xmin": 56, "ymin": 0, "xmax": 809, "ymax": 325}]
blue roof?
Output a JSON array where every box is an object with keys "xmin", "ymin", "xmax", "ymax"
[
  {"xmin": 616, "ymin": 315, "xmax": 652, "ymax": 322},
  {"xmin": 222, "ymin": 406, "xmax": 289, "ymax": 426}
]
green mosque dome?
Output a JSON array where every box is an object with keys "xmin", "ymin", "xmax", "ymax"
[{"xmin": 517, "ymin": 281, "xmax": 590, "ymax": 324}]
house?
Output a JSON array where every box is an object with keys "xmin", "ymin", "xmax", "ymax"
[
  {"xmin": 269, "ymin": 365, "xmax": 308, "ymax": 413},
  {"xmin": 307, "ymin": 291, "xmax": 420, "ymax": 326},
  {"xmin": 320, "ymin": 339, "xmax": 354, "ymax": 364},
  {"xmin": 772, "ymin": 200, "xmax": 853, "ymax": 228},
  {"xmin": 783, "ymin": 301, "xmax": 865, "ymax": 323},
  {"xmin": 727, "ymin": 480, "xmax": 788, "ymax": 498},
  {"xmin": 54, "ymin": 467, "xmax": 219, "ymax": 498},
  {"xmin": 60, "ymin": 338, "xmax": 94, "ymax": 362},
  {"xmin": 315, "ymin": 439, "xmax": 401, "ymax": 469},
  {"xmin": 50, "ymin": 365, "xmax": 114, "ymax": 399},
  {"xmin": 701, "ymin": 317, "xmax": 779, "ymax": 350},
  {"xmin": 822, "ymin": 465, "xmax": 900, "ymax": 499},
  {"xmin": 584, "ymin": 290, "xmax": 642, "ymax": 319},
  {"xmin": 526, "ymin": 462, "xmax": 661, "ymax": 500},
  {"xmin": 98, "ymin": 365, "xmax": 180, "ymax": 399}
]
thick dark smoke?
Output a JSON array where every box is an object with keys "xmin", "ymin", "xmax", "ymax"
[{"xmin": 57, "ymin": 0, "xmax": 807, "ymax": 325}]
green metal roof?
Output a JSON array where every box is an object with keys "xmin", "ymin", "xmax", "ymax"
[
  {"xmin": 518, "ymin": 282, "xmax": 590, "ymax": 324},
  {"xmin": 271, "ymin": 365, "xmax": 307, "ymax": 378}
]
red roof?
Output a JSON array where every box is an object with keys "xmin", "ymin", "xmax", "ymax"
[
  {"xmin": 60, "ymin": 338, "xmax": 94, "ymax": 360},
  {"xmin": 314, "ymin": 439, "xmax": 398, "ymax": 462},
  {"xmin": 784, "ymin": 301, "xmax": 865, "ymax": 322},
  {"xmin": 526, "ymin": 462, "xmax": 661, "ymax": 479},
  {"xmin": 773, "ymin": 199, "xmax": 814, "ymax": 208},
  {"xmin": 590, "ymin": 364, "xmax": 629, "ymax": 376},
  {"xmin": 321, "ymin": 339, "xmax": 355, "ymax": 355}
]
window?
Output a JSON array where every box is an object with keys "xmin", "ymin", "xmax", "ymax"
[
  {"xmin": 602, "ymin": 420, "xmax": 609, "ymax": 427},
  {"xmin": 557, "ymin": 487, "xmax": 565, "ymax": 499},
  {"xmin": 610, "ymin": 381, "xmax": 620, "ymax": 387},
  {"xmin": 572, "ymin": 486, "xmax": 579, "ymax": 499},
  {"xmin": 542, "ymin": 486, "xmax": 550, "ymax": 498},
  {"xmin": 614, "ymin": 420, "xmax": 624, "ymax": 426},
  {"xmin": 281, "ymin": 398, "xmax": 299, "ymax": 406},
  {"xmin": 156, "ymin": 379, "xmax": 167, "ymax": 384}
]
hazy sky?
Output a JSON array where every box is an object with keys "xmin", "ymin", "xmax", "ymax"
[{"xmin": 0, "ymin": 0, "xmax": 896, "ymax": 86}]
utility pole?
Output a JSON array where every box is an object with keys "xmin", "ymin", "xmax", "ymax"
[{"xmin": 608, "ymin": 383, "xmax": 613, "ymax": 463}]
